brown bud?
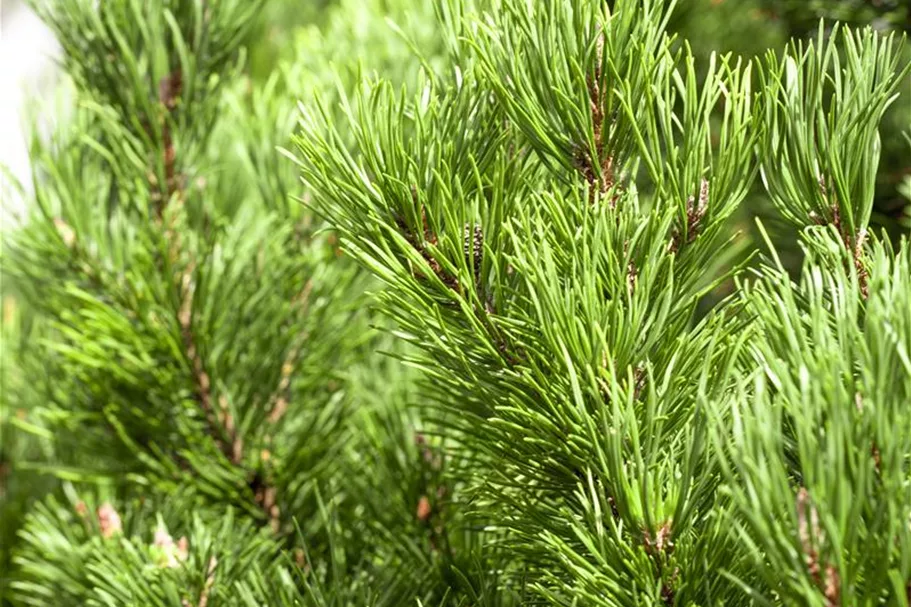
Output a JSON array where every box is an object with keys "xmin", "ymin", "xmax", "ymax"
[
  {"xmin": 416, "ymin": 495, "xmax": 432, "ymax": 522},
  {"xmin": 97, "ymin": 502, "xmax": 122, "ymax": 538}
]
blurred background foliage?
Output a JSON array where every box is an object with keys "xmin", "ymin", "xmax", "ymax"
[{"xmin": 1, "ymin": 0, "xmax": 908, "ymax": 601}]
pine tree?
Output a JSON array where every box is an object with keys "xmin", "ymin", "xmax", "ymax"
[
  {"xmin": 1, "ymin": 0, "xmax": 480, "ymax": 604},
  {"xmin": 293, "ymin": 0, "xmax": 911, "ymax": 603},
  {"xmin": 2, "ymin": 0, "xmax": 910, "ymax": 606}
]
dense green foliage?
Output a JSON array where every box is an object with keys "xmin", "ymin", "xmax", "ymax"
[{"xmin": 1, "ymin": 0, "xmax": 909, "ymax": 605}]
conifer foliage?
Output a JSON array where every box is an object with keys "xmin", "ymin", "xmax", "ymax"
[{"xmin": 1, "ymin": 0, "xmax": 910, "ymax": 605}]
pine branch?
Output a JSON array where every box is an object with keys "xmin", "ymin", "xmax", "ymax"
[
  {"xmin": 266, "ymin": 279, "xmax": 314, "ymax": 425},
  {"xmin": 669, "ymin": 178, "xmax": 710, "ymax": 253},
  {"xmin": 154, "ymin": 69, "xmax": 184, "ymax": 219},
  {"xmin": 580, "ymin": 33, "xmax": 619, "ymax": 204},
  {"xmin": 177, "ymin": 271, "xmax": 240, "ymax": 464}
]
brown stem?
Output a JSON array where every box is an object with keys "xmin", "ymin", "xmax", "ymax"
[
  {"xmin": 621, "ymin": 239, "xmax": 638, "ymax": 296},
  {"xmin": 154, "ymin": 69, "xmax": 183, "ymax": 220},
  {"xmin": 797, "ymin": 487, "xmax": 821, "ymax": 583},
  {"xmin": 182, "ymin": 556, "xmax": 217, "ymax": 607},
  {"xmin": 669, "ymin": 178, "xmax": 709, "ymax": 253},
  {"xmin": 643, "ymin": 521, "xmax": 677, "ymax": 605},
  {"xmin": 154, "ymin": 64, "xmax": 273, "ymax": 521},
  {"xmin": 254, "ymin": 280, "xmax": 316, "ymax": 534},
  {"xmin": 797, "ymin": 487, "xmax": 840, "ymax": 605},
  {"xmin": 823, "ymin": 564, "xmax": 841, "ymax": 607},
  {"xmin": 825, "ymin": 185, "xmax": 869, "ymax": 300},
  {"xmin": 580, "ymin": 32, "xmax": 618, "ymax": 205},
  {"xmin": 397, "ymin": 202, "xmax": 521, "ymax": 366},
  {"xmin": 404, "ymin": 207, "xmax": 462, "ymax": 293},
  {"xmin": 267, "ymin": 279, "xmax": 313, "ymax": 425},
  {"xmin": 178, "ymin": 272, "xmax": 242, "ymax": 465},
  {"xmin": 157, "ymin": 63, "xmax": 282, "ymax": 532}
]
